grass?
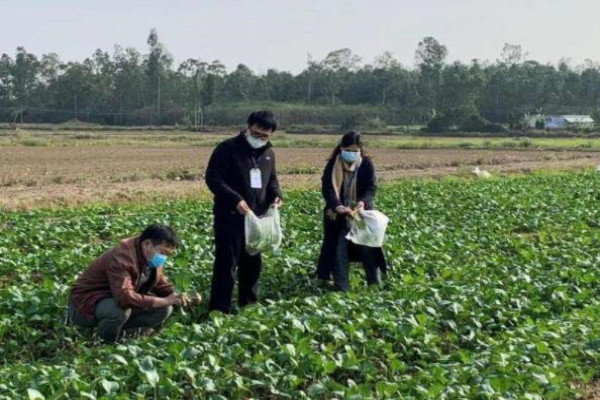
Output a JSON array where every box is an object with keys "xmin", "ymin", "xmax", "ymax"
[{"xmin": 3, "ymin": 129, "xmax": 600, "ymax": 150}]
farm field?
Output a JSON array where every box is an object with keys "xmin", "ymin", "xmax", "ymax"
[
  {"xmin": 2, "ymin": 173, "xmax": 600, "ymax": 398},
  {"xmin": 3, "ymin": 132, "xmax": 600, "ymax": 398},
  {"xmin": 3, "ymin": 131, "xmax": 600, "ymax": 210},
  {"xmin": 3, "ymin": 129, "xmax": 600, "ymax": 150}
]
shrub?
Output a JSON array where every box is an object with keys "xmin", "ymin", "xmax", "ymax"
[
  {"xmin": 425, "ymin": 115, "xmax": 452, "ymax": 133},
  {"xmin": 461, "ymin": 115, "xmax": 507, "ymax": 133}
]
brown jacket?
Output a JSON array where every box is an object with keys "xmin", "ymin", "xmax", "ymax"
[{"xmin": 69, "ymin": 236, "xmax": 174, "ymax": 318}]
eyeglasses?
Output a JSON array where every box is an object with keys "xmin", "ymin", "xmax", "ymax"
[{"xmin": 248, "ymin": 128, "xmax": 271, "ymax": 139}]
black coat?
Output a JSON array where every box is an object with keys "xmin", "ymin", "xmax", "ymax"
[
  {"xmin": 205, "ymin": 132, "xmax": 282, "ymax": 226},
  {"xmin": 316, "ymin": 156, "xmax": 388, "ymax": 280},
  {"xmin": 321, "ymin": 156, "xmax": 377, "ymax": 210}
]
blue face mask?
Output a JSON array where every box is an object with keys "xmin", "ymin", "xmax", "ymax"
[
  {"xmin": 148, "ymin": 248, "xmax": 167, "ymax": 269},
  {"xmin": 341, "ymin": 150, "xmax": 359, "ymax": 163}
]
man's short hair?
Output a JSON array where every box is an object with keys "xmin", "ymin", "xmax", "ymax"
[
  {"xmin": 140, "ymin": 224, "xmax": 178, "ymax": 247},
  {"xmin": 247, "ymin": 110, "xmax": 277, "ymax": 132}
]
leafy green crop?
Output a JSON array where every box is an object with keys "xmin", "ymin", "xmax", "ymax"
[{"xmin": 2, "ymin": 172, "xmax": 600, "ymax": 399}]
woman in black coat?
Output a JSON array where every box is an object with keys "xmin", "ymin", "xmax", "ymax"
[{"xmin": 315, "ymin": 131, "xmax": 387, "ymax": 291}]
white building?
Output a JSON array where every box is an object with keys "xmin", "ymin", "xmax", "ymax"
[{"xmin": 527, "ymin": 115, "xmax": 595, "ymax": 129}]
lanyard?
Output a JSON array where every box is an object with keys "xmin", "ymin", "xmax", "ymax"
[{"xmin": 252, "ymin": 153, "xmax": 264, "ymax": 169}]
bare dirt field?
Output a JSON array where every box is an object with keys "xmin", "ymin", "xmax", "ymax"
[{"xmin": 2, "ymin": 145, "xmax": 600, "ymax": 210}]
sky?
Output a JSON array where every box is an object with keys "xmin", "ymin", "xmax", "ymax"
[{"xmin": 1, "ymin": 0, "xmax": 599, "ymax": 74}]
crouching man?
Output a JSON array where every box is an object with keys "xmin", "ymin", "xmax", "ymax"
[{"xmin": 67, "ymin": 224, "xmax": 200, "ymax": 343}]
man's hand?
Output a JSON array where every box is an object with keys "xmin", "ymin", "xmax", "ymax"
[
  {"xmin": 169, "ymin": 293, "xmax": 203, "ymax": 308},
  {"xmin": 178, "ymin": 294, "xmax": 191, "ymax": 308},
  {"xmin": 236, "ymin": 200, "xmax": 251, "ymax": 215},
  {"xmin": 271, "ymin": 197, "xmax": 283, "ymax": 209},
  {"xmin": 162, "ymin": 294, "xmax": 193, "ymax": 307},
  {"xmin": 179, "ymin": 293, "xmax": 202, "ymax": 307},
  {"xmin": 163, "ymin": 293, "xmax": 183, "ymax": 306},
  {"xmin": 190, "ymin": 293, "xmax": 203, "ymax": 305},
  {"xmin": 355, "ymin": 201, "xmax": 365, "ymax": 211}
]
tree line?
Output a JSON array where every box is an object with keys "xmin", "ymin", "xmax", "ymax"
[{"xmin": 0, "ymin": 30, "xmax": 599, "ymax": 129}]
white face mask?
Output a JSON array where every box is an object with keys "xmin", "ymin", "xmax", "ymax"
[{"xmin": 246, "ymin": 133, "xmax": 268, "ymax": 149}]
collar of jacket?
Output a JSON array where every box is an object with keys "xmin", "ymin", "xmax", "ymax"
[
  {"xmin": 237, "ymin": 129, "xmax": 273, "ymax": 154},
  {"xmin": 134, "ymin": 235, "xmax": 162, "ymax": 288},
  {"xmin": 134, "ymin": 236, "xmax": 148, "ymax": 274}
]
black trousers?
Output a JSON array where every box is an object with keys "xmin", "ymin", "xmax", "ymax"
[
  {"xmin": 209, "ymin": 222, "xmax": 262, "ymax": 314},
  {"xmin": 316, "ymin": 213, "xmax": 383, "ymax": 290},
  {"xmin": 332, "ymin": 233, "xmax": 381, "ymax": 291}
]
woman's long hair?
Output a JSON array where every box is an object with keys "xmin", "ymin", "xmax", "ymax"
[{"xmin": 328, "ymin": 131, "xmax": 367, "ymax": 160}]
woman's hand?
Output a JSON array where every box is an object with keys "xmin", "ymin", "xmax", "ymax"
[{"xmin": 335, "ymin": 205, "xmax": 352, "ymax": 215}]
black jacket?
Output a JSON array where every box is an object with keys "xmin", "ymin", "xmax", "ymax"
[
  {"xmin": 321, "ymin": 156, "xmax": 377, "ymax": 210},
  {"xmin": 205, "ymin": 132, "xmax": 282, "ymax": 225},
  {"xmin": 316, "ymin": 156, "xmax": 388, "ymax": 279}
]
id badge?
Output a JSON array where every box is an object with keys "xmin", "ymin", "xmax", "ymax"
[{"xmin": 250, "ymin": 168, "xmax": 262, "ymax": 189}]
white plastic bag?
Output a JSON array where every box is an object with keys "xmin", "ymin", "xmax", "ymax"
[
  {"xmin": 244, "ymin": 208, "xmax": 282, "ymax": 256},
  {"xmin": 473, "ymin": 166, "xmax": 492, "ymax": 179},
  {"xmin": 345, "ymin": 210, "xmax": 389, "ymax": 248}
]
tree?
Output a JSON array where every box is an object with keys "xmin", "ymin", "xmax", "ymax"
[
  {"xmin": 321, "ymin": 48, "xmax": 362, "ymax": 105},
  {"xmin": 415, "ymin": 37, "xmax": 447, "ymax": 69},
  {"xmin": 144, "ymin": 28, "xmax": 172, "ymax": 122},
  {"xmin": 12, "ymin": 47, "xmax": 41, "ymax": 114},
  {"xmin": 178, "ymin": 58, "xmax": 208, "ymax": 112},
  {"xmin": 415, "ymin": 37, "xmax": 447, "ymax": 114},
  {"xmin": 0, "ymin": 35, "xmax": 599, "ymax": 128},
  {"xmin": 500, "ymin": 43, "xmax": 526, "ymax": 65},
  {"xmin": 88, "ymin": 49, "xmax": 115, "ymax": 120},
  {"xmin": 322, "ymin": 48, "xmax": 361, "ymax": 72},
  {"xmin": 373, "ymin": 52, "xmax": 403, "ymax": 105},
  {"xmin": 112, "ymin": 46, "xmax": 145, "ymax": 123},
  {"xmin": 203, "ymin": 60, "xmax": 226, "ymax": 108},
  {"xmin": 54, "ymin": 61, "xmax": 95, "ymax": 119},
  {"xmin": 223, "ymin": 64, "xmax": 255, "ymax": 102},
  {"xmin": 437, "ymin": 59, "xmax": 489, "ymax": 126},
  {"xmin": 262, "ymin": 69, "xmax": 294, "ymax": 102},
  {"xmin": 40, "ymin": 53, "xmax": 61, "ymax": 83},
  {"xmin": 0, "ymin": 54, "xmax": 15, "ymax": 108},
  {"xmin": 304, "ymin": 53, "xmax": 321, "ymax": 102}
]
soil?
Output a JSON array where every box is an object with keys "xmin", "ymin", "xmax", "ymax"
[{"xmin": 2, "ymin": 146, "xmax": 599, "ymax": 210}]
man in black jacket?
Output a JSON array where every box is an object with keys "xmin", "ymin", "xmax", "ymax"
[{"xmin": 205, "ymin": 110, "xmax": 283, "ymax": 313}]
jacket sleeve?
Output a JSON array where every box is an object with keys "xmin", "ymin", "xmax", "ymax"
[
  {"xmin": 205, "ymin": 142, "xmax": 244, "ymax": 208},
  {"xmin": 152, "ymin": 270, "xmax": 174, "ymax": 297},
  {"xmin": 107, "ymin": 256, "xmax": 161, "ymax": 310},
  {"xmin": 266, "ymin": 151, "xmax": 283, "ymax": 203},
  {"xmin": 358, "ymin": 158, "xmax": 377, "ymax": 209},
  {"xmin": 321, "ymin": 159, "xmax": 342, "ymax": 210}
]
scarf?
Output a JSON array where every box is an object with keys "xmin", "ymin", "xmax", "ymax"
[{"xmin": 326, "ymin": 153, "xmax": 362, "ymax": 220}]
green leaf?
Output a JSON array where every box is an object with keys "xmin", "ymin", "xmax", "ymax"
[
  {"xmin": 101, "ymin": 379, "xmax": 119, "ymax": 394},
  {"xmin": 27, "ymin": 389, "xmax": 45, "ymax": 400},
  {"xmin": 283, "ymin": 344, "xmax": 296, "ymax": 357},
  {"xmin": 111, "ymin": 354, "xmax": 128, "ymax": 366},
  {"xmin": 138, "ymin": 356, "xmax": 159, "ymax": 387},
  {"xmin": 532, "ymin": 373, "xmax": 549, "ymax": 385},
  {"xmin": 376, "ymin": 381, "xmax": 399, "ymax": 396}
]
